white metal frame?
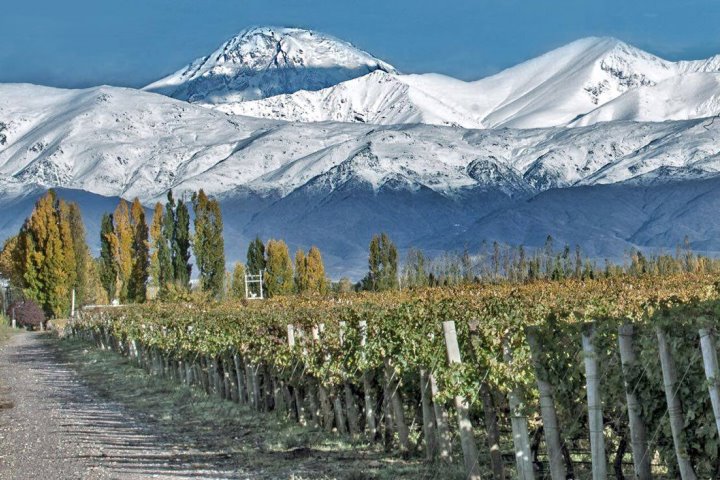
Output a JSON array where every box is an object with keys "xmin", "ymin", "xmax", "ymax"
[{"xmin": 244, "ymin": 270, "xmax": 264, "ymax": 300}]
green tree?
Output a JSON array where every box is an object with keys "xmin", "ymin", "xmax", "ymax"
[
  {"xmin": 192, "ymin": 190, "xmax": 226, "ymax": 298},
  {"xmin": 173, "ymin": 198, "xmax": 192, "ymax": 290},
  {"xmin": 264, "ymin": 239, "xmax": 293, "ymax": 297},
  {"xmin": 99, "ymin": 213, "xmax": 118, "ymax": 302},
  {"xmin": 246, "ymin": 236, "xmax": 266, "ymax": 297},
  {"xmin": 365, "ymin": 233, "xmax": 398, "ymax": 291},
  {"xmin": 66, "ymin": 202, "xmax": 89, "ymax": 306},
  {"xmin": 127, "ymin": 199, "xmax": 149, "ymax": 303}
]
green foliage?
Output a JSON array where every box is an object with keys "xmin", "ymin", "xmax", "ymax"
[
  {"xmin": 192, "ymin": 190, "xmax": 225, "ymax": 298},
  {"xmin": 246, "ymin": 236, "xmax": 266, "ymax": 297},
  {"xmin": 364, "ymin": 233, "xmax": 398, "ymax": 291},
  {"xmin": 127, "ymin": 199, "xmax": 149, "ymax": 303},
  {"xmin": 99, "ymin": 213, "xmax": 118, "ymax": 301}
]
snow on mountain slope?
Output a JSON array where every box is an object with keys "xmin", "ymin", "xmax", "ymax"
[
  {"xmin": 192, "ymin": 34, "xmax": 720, "ymax": 129},
  {"xmin": 3, "ymin": 82, "xmax": 720, "ymax": 205},
  {"xmin": 216, "ymin": 71, "xmax": 487, "ymax": 128},
  {"xmin": 570, "ymin": 73, "xmax": 720, "ymax": 126},
  {"xmin": 144, "ymin": 26, "xmax": 396, "ymax": 104}
]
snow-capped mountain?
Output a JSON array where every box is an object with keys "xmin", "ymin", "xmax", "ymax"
[
  {"xmin": 144, "ymin": 27, "xmax": 396, "ymax": 104},
  {"xmin": 4, "ymin": 28, "xmax": 720, "ymax": 276},
  {"xmin": 200, "ymin": 36, "xmax": 720, "ymax": 129}
]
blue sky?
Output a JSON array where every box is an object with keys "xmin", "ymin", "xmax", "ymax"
[{"xmin": 2, "ymin": 0, "xmax": 720, "ymax": 88}]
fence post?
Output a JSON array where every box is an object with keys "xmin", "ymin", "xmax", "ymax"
[
  {"xmin": 617, "ymin": 324, "xmax": 652, "ymax": 480},
  {"xmin": 384, "ymin": 357, "xmax": 410, "ymax": 453},
  {"xmin": 359, "ymin": 320, "xmax": 378, "ymax": 440},
  {"xmin": 582, "ymin": 323, "xmax": 607, "ymax": 480},
  {"xmin": 312, "ymin": 325, "xmax": 335, "ymax": 431},
  {"xmin": 699, "ymin": 328, "xmax": 720, "ymax": 441},
  {"xmin": 442, "ymin": 321, "xmax": 480, "ymax": 480},
  {"xmin": 503, "ymin": 339, "xmax": 534, "ymax": 480},
  {"xmin": 526, "ymin": 326, "xmax": 567, "ymax": 480},
  {"xmin": 420, "ymin": 369, "xmax": 439, "ymax": 460},
  {"xmin": 339, "ymin": 322, "xmax": 360, "ymax": 436},
  {"xmin": 656, "ymin": 326, "xmax": 698, "ymax": 480}
]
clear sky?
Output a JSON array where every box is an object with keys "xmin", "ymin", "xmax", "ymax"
[{"xmin": 2, "ymin": 0, "xmax": 720, "ymax": 88}]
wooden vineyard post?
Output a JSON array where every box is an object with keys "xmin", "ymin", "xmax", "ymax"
[
  {"xmin": 526, "ymin": 326, "xmax": 567, "ymax": 480},
  {"xmin": 442, "ymin": 321, "xmax": 481, "ymax": 480},
  {"xmin": 288, "ymin": 325, "xmax": 306, "ymax": 425},
  {"xmin": 656, "ymin": 326, "xmax": 697, "ymax": 480},
  {"xmin": 617, "ymin": 324, "xmax": 652, "ymax": 480},
  {"xmin": 312, "ymin": 325, "xmax": 335, "ymax": 432},
  {"xmin": 384, "ymin": 357, "xmax": 410, "ymax": 453},
  {"xmin": 502, "ymin": 339, "xmax": 534, "ymax": 480},
  {"xmin": 698, "ymin": 328, "xmax": 720, "ymax": 441},
  {"xmin": 420, "ymin": 369, "xmax": 439, "ymax": 460},
  {"xmin": 428, "ymin": 370, "xmax": 453, "ymax": 462},
  {"xmin": 339, "ymin": 322, "xmax": 360, "ymax": 436},
  {"xmin": 359, "ymin": 320, "xmax": 378, "ymax": 440},
  {"xmin": 581, "ymin": 323, "xmax": 607, "ymax": 480},
  {"xmin": 479, "ymin": 382, "xmax": 505, "ymax": 480},
  {"xmin": 233, "ymin": 353, "xmax": 247, "ymax": 405}
]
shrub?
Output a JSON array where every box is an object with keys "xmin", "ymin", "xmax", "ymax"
[{"xmin": 9, "ymin": 300, "xmax": 46, "ymax": 329}]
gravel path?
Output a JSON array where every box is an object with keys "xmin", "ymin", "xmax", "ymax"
[{"xmin": 0, "ymin": 331, "xmax": 242, "ymax": 480}]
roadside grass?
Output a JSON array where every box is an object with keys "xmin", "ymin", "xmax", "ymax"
[{"xmin": 54, "ymin": 336, "xmax": 463, "ymax": 479}]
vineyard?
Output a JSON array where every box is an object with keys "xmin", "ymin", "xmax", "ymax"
[{"xmin": 68, "ymin": 274, "xmax": 720, "ymax": 479}]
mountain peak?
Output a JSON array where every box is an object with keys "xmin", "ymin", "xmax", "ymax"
[{"xmin": 144, "ymin": 26, "xmax": 396, "ymax": 104}]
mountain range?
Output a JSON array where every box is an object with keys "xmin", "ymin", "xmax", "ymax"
[{"xmin": 2, "ymin": 26, "xmax": 720, "ymax": 277}]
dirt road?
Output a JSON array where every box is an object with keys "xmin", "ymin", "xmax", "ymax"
[{"xmin": 0, "ymin": 331, "xmax": 244, "ymax": 479}]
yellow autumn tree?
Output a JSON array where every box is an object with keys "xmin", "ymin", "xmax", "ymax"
[
  {"xmin": 306, "ymin": 246, "xmax": 328, "ymax": 295},
  {"xmin": 294, "ymin": 249, "xmax": 308, "ymax": 294},
  {"xmin": 264, "ymin": 239, "xmax": 293, "ymax": 297},
  {"xmin": 148, "ymin": 202, "xmax": 164, "ymax": 289},
  {"xmin": 113, "ymin": 199, "xmax": 133, "ymax": 302},
  {"xmin": 20, "ymin": 191, "xmax": 72, "ymax": 317}
]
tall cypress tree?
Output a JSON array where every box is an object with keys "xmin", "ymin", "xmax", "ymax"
[
  {"xmin": 246, "ymin": 236, "xmax": 266, "ymax": 297},
  {"xmin": 162, "ymin": 190, "xmax": 176, "ymax": 286},
  {"xmin": 365, "ymin": 233, "xmax": 398, "ymax": 291},
  {"xmin": 99, "ymin": 213, "xmax": 118, "ymax": 302},
  {"xmin": 192, "ymin": 190, "xmax": 225, "ymax": 298},
  {"xmin": 148, "ymin": 202, "xmax": 164, "ymax": 289},
  {"xmin": 66, "ymin": 203, "xmax": 90, "ymax": 306},
  {"xmin": 173, "ymin": 198, "xmax": 192, "ymax": 290},
  {"xmin": 127, "ymin": 198, "xmax": 149, "ymax": 303}
]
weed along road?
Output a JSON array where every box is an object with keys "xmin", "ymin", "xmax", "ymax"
[{"xmin": 0, "ymin": 331, "xmax": 423, "ymax": 480}]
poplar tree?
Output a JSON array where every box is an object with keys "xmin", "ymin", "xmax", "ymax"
[
  {"xmin": 66, "ymin": 203, "xmax": 90, "ymax": 306},
  {"xmin": 127, "ymin": 198, "xmax": 149, "ymax": 303},
  {"xmin": 264, "ymin": 239, "xmax": 293, "ymax": 297},
  {"xmin": 173, "ymin": 198, "xmax": 192, "ymax": 290},
  {"xmin": 192, "ymin": 190, "xmax": 226, "ymax": 298},
  {"xmin": 294, "ymin": 249, "xmax": 308, "ymax": 293},
  {"xmin": 113, "ymin": 199, "xmax": 133, "ymax": 301},
  {"xmin": 246, "ymin": 236, "xmax": 266, "ymax": 297},
  {"xmin": 0, "ymin": 236, "xmax": 24, "ymax": 289},
  {"xmin": 20, "ymin": 191, "xmax": 72, "ymax": 317},
  {"xmin": 149, "ymin": 202, "xmax": 164, "ymax": 289},
  {"xmin": 365, "ymin": 233, "xmax": 398, "ymax": 291},
  {"xmin": 162, "ymin": 191, "xmax": 176, "ymax": 286},
  {"xmin": 99, "ymin": 213, "xmax": 118, "ymax": 301},
  {"xmin": 306, "ymin": 246, "xmax": 327, "ymax": 295},
  {"xmin": 230, "ymin": 262, "xmax": 246, "ymax": 299}
]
